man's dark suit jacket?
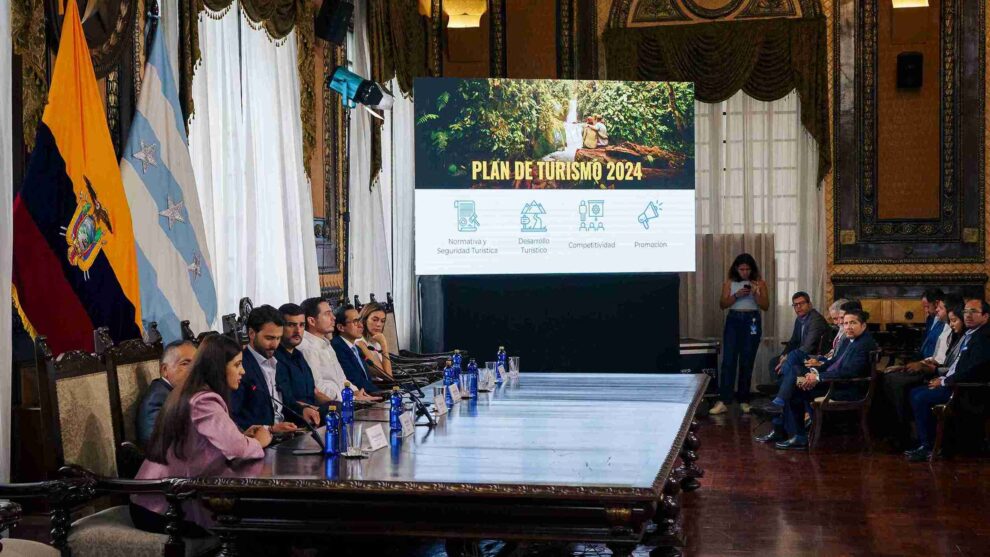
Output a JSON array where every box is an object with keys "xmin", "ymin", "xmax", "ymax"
[
  {"xmin": 136, "ymin": 377, "xmax": 172, "ymax": 447},
  {"xmin": 944, "ymin": 325, "xmax": 990, "ymax": 386},
  {"xmin": 816, "ymin": 331, "xmax": 878, "ymax": 400},
  {"xmin": 231, "ymin": 347, "xmax": 305, "ymax": 430},
  {"xmin": 274, "ymin": 345, "xmax": 328, "ymax": 426},
  {"xmin": 783, "ymin": 309, "xmax": 830, "ymax": 356},
  {"xmin": 330, "ymin": 335, "xmax": 380, "ymax": 393}
]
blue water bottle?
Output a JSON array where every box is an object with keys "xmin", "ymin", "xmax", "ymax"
[
  {"xmin": 452, "ymin": 349, "xmax": 463, "ymax": 381},
  {"xmin": 495, "ymin": 346, "xmax": 507, "ymax": 384},
  {"xmin": 324, "ymin": 406, "xmax": 340, "ymax": 456},
  {"xmin": 467, "ymin": 358, "xmax": 479, "ymax": 398},
  {"xmin": 389, "ymin": 386, "xmax": 403, "ymax": 433},
  {"xmin": 443, "ymin": 359, "xmax": 455, "ymax": 407},
  {"xmin": 341, "ymin": 381, "xmax": 354, "ymax": 446}
]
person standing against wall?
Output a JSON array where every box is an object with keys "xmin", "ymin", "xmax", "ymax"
[{"xmin": 711, "ymin": 253, "xmax": 770, "ymax": 415}]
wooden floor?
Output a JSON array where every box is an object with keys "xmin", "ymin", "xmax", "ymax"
[
  {"xmin": 678, "ymin": 403, "xmax": 990, "ymax": 557},
  {"xmin": 12, "ymin": 401, "xmax": 990, "ymax": 556}
]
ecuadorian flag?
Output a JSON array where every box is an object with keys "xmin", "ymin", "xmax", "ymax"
[{"xmin": 12, "ymin": 0, "xmax": 142, "ymax": 354}]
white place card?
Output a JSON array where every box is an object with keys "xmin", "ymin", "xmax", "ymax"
[
  {"xmin": 433, "ymin": 394, "xmax": 448, "ymax": 415},
  {"xmin": 399, "ymin": 412, "xmax": 415, "ymax": 437},
  {"xmin": 362, "ymin": 424, "xmax": 388, "ymax": 451},
  {"xmin": 448, "ymin": 383, "xmax": 462, "ymax": 401}
]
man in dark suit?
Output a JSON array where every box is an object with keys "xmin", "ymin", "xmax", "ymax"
[
  {"xmin": 906, "ymin": 298, "xmax": 990, "ymax": 462},
  {"xmin": 330, "ymin": 304, "xmax": 382, "ymax": 394},
  {"xmin": 275, "ymin": 303, "xmax": 329, "ymax": 426},
  {"xmin": 770, "ymin": 309, "xmax": 878, "ymax": 450},
  {"xmin": 768, "ymin": 292, "xmax": 831, "ymax": 406},
  {"xmin": 136, "ymin": 340, "xmax": 196, "ymax": 446},
  {"xmin": 231, "ymin": 305, "xmax": 319, "ymax": 432}
]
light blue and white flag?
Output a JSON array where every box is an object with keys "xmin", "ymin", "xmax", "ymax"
[{"xmin": 120, "ymin": 24, "xmax": 217, "ymax": 343}]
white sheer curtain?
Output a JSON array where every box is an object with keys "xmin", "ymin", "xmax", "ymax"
[
  {"xmin": 380, "ymin": 82, "xmax": 418, "ymax": 350},
  {"xmin": 694, "ymin": 90, "xmax": 826, "ymax": 386},
  {"xmin": 346, "ymin": 0, "xmax": 392, "ymax": 305},
  {"xmin": 1, "ymin": 0, "xmax": 13, "ymax": 483},
  {"xmin": 189, "ymin": 3, "xmax": 319, "ymax": 315}
]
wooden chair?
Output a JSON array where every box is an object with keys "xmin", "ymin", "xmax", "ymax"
[
  {"xmin": 0, "ymin": 500, "xmax": 60, "ymax": 556},
  {"xmin": 808, "ymin": 350, "xmax": 884, "ymax": 451},
  {"xmin": 930, "ymin": 381, "xmax": 990, "ymax": 461},
  {"xmin": 35, "ymin": 336, "xmax": 122, "ymax": 480},
  {"xmin": 102, "ymin": 329, "xmax": 164, "ymax": 478}
]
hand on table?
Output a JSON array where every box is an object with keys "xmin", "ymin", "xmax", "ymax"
[
  {"xmin": 245, "ymin": 425, "xmax": 272, "ymax": 448},
  {"xmin": 271, "ymin": 422, "xmax": 298, "ymax": 434},
  {"xmin": 302, "ymin": 406, "xmax": 320, "ymax": 426}
]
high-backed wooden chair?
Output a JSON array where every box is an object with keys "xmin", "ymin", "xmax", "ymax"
[
  {"xmin": 0, "ymin": 500, "xmax": 60, "ymax": 556},
  {"xmin": 102, "ymin": 329, "xmax": 163, "ymax": 478},
  {"xmin": 382, "ymin": 292, "xmax": 400, "ymax": 355},
  {"xmin": 35, "ymin": 336, "xmax": 121, "ymax": 480},
  {"xmin": 808, "ymin": 350, "xmax": 884, "ymax": 451}
]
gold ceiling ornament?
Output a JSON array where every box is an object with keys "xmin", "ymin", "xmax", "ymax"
[{"xmin": 444, "ymin": 0, "xmax": 487, "ymax": 28}]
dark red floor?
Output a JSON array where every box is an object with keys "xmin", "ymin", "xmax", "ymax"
[{"xmin": 678, "ymin": 404, "xmax": 990, "ymax": 556}]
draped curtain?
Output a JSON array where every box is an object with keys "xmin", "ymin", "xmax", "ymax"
[
  {"xmin": 684, "ymin": 91, "xmax": 826, "ymax": 387},
  {"xmin": 2, "ymin": 0, "xmax": 13, "ymax": 483},
  {"xmin": 347, "ymin": 0, "xmax": 392, "ymax": 307},
  {"xmin": 603, "ymin": 17, "xmax": 830, "ymax": 183},
  {"xmin": 188, "ymin": 1, "xmax": 319, "ymax": 316}
]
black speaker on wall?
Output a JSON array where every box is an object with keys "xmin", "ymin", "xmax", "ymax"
[
  {"xmin": 315, "ymin": 0, "xmax": 353, "ymax": 45},
  {"xmin": 897, "ymin": 52, "xmax": 923, "ymax": 89}
]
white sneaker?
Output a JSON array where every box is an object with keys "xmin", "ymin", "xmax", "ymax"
[
  {"xmin": 709, "ymin": 401, "xmax": 728, "ymax": 415},
  {"xmin": 740, "ymin": 403, "xmax": 751, "ymax": 414}
]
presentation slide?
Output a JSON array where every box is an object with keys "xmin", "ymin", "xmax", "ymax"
[{"xmin": 414, "ymin": 78, "xmax": 695, "ymax": 275}]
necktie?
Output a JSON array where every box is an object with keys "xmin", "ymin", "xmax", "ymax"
[
  {"xmin": 946, "ymin": 333, "xmax": 972, "ymax": 378},
  {"xmin": 827, "ymin": 342, "xmax": 850, "ymax": 373},
  {"xmin": 352, "ymin": 345, "xmax": 369, "ymax": 380}
]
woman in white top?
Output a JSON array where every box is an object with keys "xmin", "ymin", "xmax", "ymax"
[{"xmin": 711, "ymin": 253, "xmax": 770, "ymax": 415}]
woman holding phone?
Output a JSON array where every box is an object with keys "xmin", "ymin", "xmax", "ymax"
[{"xmin": 711, "ymin": 253, "xmax": 770, "ymax": 415}]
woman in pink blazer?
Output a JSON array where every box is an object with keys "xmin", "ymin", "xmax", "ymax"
[{"xmin": 130, "ymin": 334, "xmax": 271, "ymax": 535}]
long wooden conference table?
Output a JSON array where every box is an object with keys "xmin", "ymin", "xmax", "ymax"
[{"xmin": 185, "ymin": 373, "xmax": 708, "ymax": 556}]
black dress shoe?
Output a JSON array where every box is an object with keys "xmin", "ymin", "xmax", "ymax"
[
  {"xmin": 905, "ymin": 447, "xmax": 932, "ymax": 462},
  {"xmin": 774, "ymin": 437, "xmax": 809, "ymax": 450},
  {"xmin": 755, "ymin": 430, "xmax": 786, "ymax": 443},
  {"xmin": 903, "ymin": 445, "xmax": 926, "ymax": 457},
  {"xmin": 749, "ymin": 402, "xmax": 782, "ymax": 417}
]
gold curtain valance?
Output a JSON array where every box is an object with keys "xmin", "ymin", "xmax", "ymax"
[{"xmin": 603, "ymin": 16, "xmax": 831, "ymax": 184}]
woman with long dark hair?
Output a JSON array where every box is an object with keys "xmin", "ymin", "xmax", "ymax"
[
  {"xmin": 711, "ymin": 253, "xmax": 770, "ymax": 415},
  {"xmin": 130, "ymin": 334, "xmax": 271, "ymax": 534}
]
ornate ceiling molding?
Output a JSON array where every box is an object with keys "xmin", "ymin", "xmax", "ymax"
[{"xmin": 616, "ymin": 0, "xmax": 804, "ymax": 27}]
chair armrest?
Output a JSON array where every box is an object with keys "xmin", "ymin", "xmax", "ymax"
[
  {"xmin": 951, "ymin": 382, "xmax": 990, "ymax": 388},
  {"xmin": 0, "ymin": 501, "xmax": 23, "ymax": 532}
]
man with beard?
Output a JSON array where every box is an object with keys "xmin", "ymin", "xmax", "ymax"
[
  {"xmin": 231, "ymin": 305, "xmax": 318, "ymax": 432},
  {"xmin": 275, "ymin": 303, "xmax": 328, "ymax": 426}
]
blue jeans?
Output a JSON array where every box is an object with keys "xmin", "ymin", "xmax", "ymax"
[
  {"xmin": 720, "ymin": 310, "xmax": 762, "ymax": 403},
  {"xmin": 910, "ymin": 385, "xmax": 952, "ymax": 449}
]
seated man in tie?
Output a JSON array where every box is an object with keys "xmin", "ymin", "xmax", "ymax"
[
  {"xmin": 768, "ymin": 292, "xmax": 831, "ymax": 407},
  {"xmin": 136, "ymin": 339, "xmax": 196, "ymax": 447},
  {"xmin": 772, "ymin": 309, "xmax": 878, "ymax": 450},
  {"xmin": 906, "ymin": 298, "xmax": 990, "ymax": 462},
  {"xmin": 297, "ymin": 297, "xmax": 378, "ymax": 403},
  {"xmin": 330, "ymin": 304, "xmax": 383, "ymax": 394},
  {"xmin": 274, "ymin": 303, "xmax": 331, "ymax": 426},
  {"xmin": 231, "ymin": 305, "xmax": 319, "ymax": 433},
  {"xmin": 917, "ymin": 289, "xmax": 947, "ymax": 360}
]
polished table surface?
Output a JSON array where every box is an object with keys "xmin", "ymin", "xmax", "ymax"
[
  {"xmin": 185, "ymin": 373, "xmax": 708, "ymax": 556},
  {"xmin": 197, "ymin": 373, "xmax": 705, "ymax": 497}
]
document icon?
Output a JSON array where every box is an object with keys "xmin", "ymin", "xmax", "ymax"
[{"xmin": 455, "ymin": 200, "xmax": 480, "ymax": 232}]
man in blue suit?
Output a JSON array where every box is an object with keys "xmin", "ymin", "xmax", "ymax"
[
  {"xmin": 136, "ymin": 339, "xmax": 196, "ymax": 447},
  {"xmin": 773, "ymin": 309, "xmax": 878, "ymax": 450},
  {"xmin": 231, "ymin": 305, "xmax": 319, "ymax": 432},
  {"xmin": 906, "ymin": 298, "xmax": 990, "ymax": 462},
  {"xmin": 330, "ymin": 304, "xmax": 383, "ymax": 395},
  {"xmin": 275, "ymin": 303, "xmax": 330, "ymax": 426}
]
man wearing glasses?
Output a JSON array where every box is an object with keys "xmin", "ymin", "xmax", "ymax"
[
  {"xmin": 330, "ymin": 304, "xmax": 383, "ymax": 394},
  {"xmin": 906, "ymin": 298, "xmax": 990, "ymax": 462},
  {"xmin": 756, "ymin": 292, "xmax": 830, "ymax": 444}
]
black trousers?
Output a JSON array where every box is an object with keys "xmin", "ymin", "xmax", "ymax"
[
  {"xmin": 129, "ymin": 502, "xmax": 211, "ymax": 539},
  {"xmin": 880, "ymin": 371, "xmax": 930, "ymax": 443}
]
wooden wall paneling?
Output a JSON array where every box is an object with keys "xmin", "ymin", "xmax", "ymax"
[{"xmin": 506, "ymin": 0, "xmax": 557, "ymax": 78}]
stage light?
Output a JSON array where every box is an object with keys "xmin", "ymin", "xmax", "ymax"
[
  {"xmin": 315, "ymin": 0, "xmax": 353, "ymax": 45},
  {"xmin": 327, "ymin": 66, "xmax": 394, "ymax": 117}
]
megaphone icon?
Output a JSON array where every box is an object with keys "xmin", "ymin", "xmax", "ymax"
[{"xmin": 638, "ymin": 201, "xmax": 662, "ymax": 230}]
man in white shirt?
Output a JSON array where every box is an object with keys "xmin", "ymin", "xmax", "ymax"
[{"xmin": 297, "ymin": 297, "xmax": 377, "ymax": 402}]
